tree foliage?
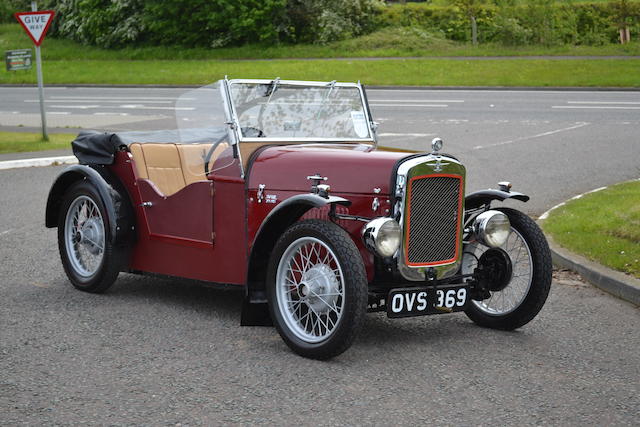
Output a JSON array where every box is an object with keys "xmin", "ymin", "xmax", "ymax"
[{"xmin": 38, "ymin": 0, "xmax": 383, "ymax": 48}]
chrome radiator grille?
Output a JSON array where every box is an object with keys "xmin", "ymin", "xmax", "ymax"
[{"xmin": 406, "ymin": 176, "xmax": 462, "ymax": 265}]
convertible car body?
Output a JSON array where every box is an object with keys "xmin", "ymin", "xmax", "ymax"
[{"xmin": 46, "ymin": 79, "xmax": 552, "ymax": 359}]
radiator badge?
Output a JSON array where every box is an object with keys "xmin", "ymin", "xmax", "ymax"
[{"xmin": 432, "ymin": 159, "xmax": 449, "ymax": 173}]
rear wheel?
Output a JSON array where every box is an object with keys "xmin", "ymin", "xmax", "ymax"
[
  {"xmin": 463, "ymin": 208, "xmax": 552, "ymax": 330},
  {"xmin": 58, "ymin": 181, "xmax": 122, "ymax": 293},
  {"xmin": 267, "ymin": 220, "xmax": 367, "ymax": 360}
]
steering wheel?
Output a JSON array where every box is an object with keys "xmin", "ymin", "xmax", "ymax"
[
  {"xmin": 203, "ymin": 134, "xmax": 231, "ymax": 175},
  {"xmin": 241, "ymin": 127, "xmax": 266, "ymax": 138}
]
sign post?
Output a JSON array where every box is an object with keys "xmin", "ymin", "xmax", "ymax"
[{"xmin": 14, "ymin": 3, "xmax": 55, "ymax": 141}]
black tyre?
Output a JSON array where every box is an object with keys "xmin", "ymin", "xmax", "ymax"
[
  {"xmin": 266, "ymin": 219, "xmax": 368, "ymax": 360},
  {"xmin": 463, "ymin": 208, "xmax": 552, "ymax": 330},
  {"xmin": 57, "ymin": 181, "xmax": 123, "ymax": 293}
]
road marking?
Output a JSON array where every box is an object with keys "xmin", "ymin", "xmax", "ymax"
[
  {"xmin": 370, "ymin": 99, "xmax": 464, "ymax": 103},
  {"xmin": 51, "ymin": 105, "xmax": 100, "ymax": 109},
  {"xmin": 0, "ymin": 229, "xmax": 12, "ymax": 237},
  {"xmin": 567, "ymin": 101, "xmax": 640, "ymax": 105},
  {"xmin": 379, "ymin": 132, "xmax": 434, "ymax": 137},
  {"xmin": 49, "ymin": 104, "xmax": 194, "ymax": 111},
  {"xmin": 93, "ymin": 112, "xmax": 131, "ymax": 116},
  {"xmin": 117, "ymin": 105, "xmax": 195, "ymax": 111},
  {"xmin": 50, "ymin": 96, "xmax": 191, "ymax": 100},
  {"xmin": 552, "ymin": 106, "xmax": 640, "ymax": 110},
  {"xmin": 49, "ymin": 112, "xmax": 70, "ymax": 115},
  {"xmin": 26, "ymin": 99, "xmax": 174, "ymax": 104},
  {"xmin": 473, "ymin": 122, "xmax": 590, "ymax": 150},
  {"xmin": 370, "ymin": 103, "xmax": 448, "ymax": 108}
]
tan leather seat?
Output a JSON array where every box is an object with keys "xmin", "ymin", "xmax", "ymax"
[
  {"xmin": 177, "ymin": 143, "xmax": 229, "ymax": 185},
  {"xmin": 130, "ymin": 142, "xmax": 232, "ymax": 196},
  {"xmin": 131, "ymin": 143, "xmax": 186, "ymax": 196}
]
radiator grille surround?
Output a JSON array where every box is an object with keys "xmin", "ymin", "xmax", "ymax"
[{"xmin": 405, "ymin": 174, "xmax": 463, "ymax": 266}]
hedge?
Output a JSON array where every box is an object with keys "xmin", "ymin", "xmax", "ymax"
[{"xmin": 377, "ymin": 1, "xmax": 640, "ymax": 45}]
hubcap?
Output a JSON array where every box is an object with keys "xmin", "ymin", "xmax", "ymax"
[
  {"xmin": 276, "ymin": 237, "xmax": 345, "ymax": 343},
  {"xmin": 64, "ymin": 195, "xmax": 105, "ymax": 278},
  {"xmin": 462, "ymin": 227, "xmax": 533, "ymax": 316}
]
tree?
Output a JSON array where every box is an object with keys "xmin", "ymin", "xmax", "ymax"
[
  {"xmin": 451, "ymin": 0, "xmax": 486, "ymax": 45},
  {"xmin": 613, "ymin": 0, "xmax": 633, "ymax": 43}
]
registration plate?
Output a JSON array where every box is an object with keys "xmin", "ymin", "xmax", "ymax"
[{"xmin": 387, "ymin": 285, "xmax": 469, "ymax": 318}]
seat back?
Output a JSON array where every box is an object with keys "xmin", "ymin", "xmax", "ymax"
[{"xmin": 130, "ymin": 142, "xmax": 234, "ymax": 196}]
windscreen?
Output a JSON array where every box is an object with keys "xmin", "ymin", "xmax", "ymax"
[
  {"xmin": 229, "ymin": 82, "xmax": 371, "ymax": 140},
  {"xmin": 175, "ymin": 82, "xmax": 237, "ymax": 177}
]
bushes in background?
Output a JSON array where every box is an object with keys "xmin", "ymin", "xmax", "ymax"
[
  {"xmin": 5, "ymin": 0, "xmax": 639, "ymax": 47},
  {"xmin": 39, "ymin": 0, "xmax": 383, "ymax": 48},
  {"xmin": 377, "ymin": 1, "xmax": 640, "ymax": 45}
]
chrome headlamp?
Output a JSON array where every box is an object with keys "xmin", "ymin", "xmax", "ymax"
[
  {"xmin": 473, "ymin": 211, "xmax": 511, "ymax": 248},
  {"xmin": 362, "ymin": 217, "xmax": 401, "ymax": 258}
]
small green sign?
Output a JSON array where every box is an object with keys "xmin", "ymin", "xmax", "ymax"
[{"xmin": 5, "ymin": 49, "xmax": 32, "ymax": 71}]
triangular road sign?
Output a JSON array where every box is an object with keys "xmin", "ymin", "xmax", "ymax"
[{"xmin": 15, "ymin": 11, "xmax": 55, "ymax": 47}]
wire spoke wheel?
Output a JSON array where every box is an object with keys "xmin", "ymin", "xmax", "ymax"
[
  {"xmin": 64, "ymin": 195, "xmax": 105, "ymax": 278},
  {"xmin": 267, "ymin": 220, "xmax": 367, "ymax": 359},
  {"xmin": 58, "ymin": 181, "xmax": 127, "ymax": 293},
  {"xmin": 464, "ymin": 228, "xmax": 533, "ymax": 316},
  {"xmin": 276, "ymin": 237, "xmax": 345, "ymax": 343},
  {"xmin": 463, "ymin": 208, "xmax": 552, "ymax": 331}
]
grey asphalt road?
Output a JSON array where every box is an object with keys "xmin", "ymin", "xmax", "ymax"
[
  {"xmin": 1, "ymin": 87, "xmax": 639, "ymax": 424},
  {"xmin": 1, "ymin": 165, "xmax": 639, "ymax": 425}
]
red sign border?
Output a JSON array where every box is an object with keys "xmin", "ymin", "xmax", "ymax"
[{"xmin": 14, "ymin": 10, "xmax": 56, "ymax": 47}]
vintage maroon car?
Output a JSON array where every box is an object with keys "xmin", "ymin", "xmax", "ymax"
[{"xmin": 46, "ymin": 79, "xmax": 551, "ymax": 359}]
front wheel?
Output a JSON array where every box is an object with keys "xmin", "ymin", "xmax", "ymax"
[
  {"xmin": 266, "ymin": 220, "xmax": 367, "ymax": 360},
  {"xmin": 463, "ymin": 208, "xmax": 552, "ymax": 330}
]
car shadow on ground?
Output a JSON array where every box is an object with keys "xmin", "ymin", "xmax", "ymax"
[{"xmin": 95, "ymin": 272, "xmax": 245, "ymax": 320}]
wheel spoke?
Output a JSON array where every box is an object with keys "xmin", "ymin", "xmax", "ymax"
[{"xmin": 275, "ymin": 236, "xmax": 346, "ymax": 343}]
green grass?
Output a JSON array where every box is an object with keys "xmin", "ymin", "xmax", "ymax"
[
  {"xmin": 0, "ymin": 132, "xmax": 75, "ymax": 154},
  {"xmin": 2, "ymin": 23, "xmax": 640, "ymax": 61},
  {"xmin": 2, "ymin": 23, "xmax": 639, "ymax": 86},
  {"xmin": 542, "ymin": 180, "xmax": 640, "ymax": 279},
  {"xmin": 1, "ymin": 57, "xmax": 638, "ymax": 87}
]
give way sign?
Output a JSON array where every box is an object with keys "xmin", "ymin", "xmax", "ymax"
[{"xmin": 15, "ymin": 10, "xmax": 55, "ymax": 46}]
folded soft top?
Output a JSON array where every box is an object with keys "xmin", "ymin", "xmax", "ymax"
[{"xmin": 71, "ymin": 128, "xmax": 227, "ymax": 165}]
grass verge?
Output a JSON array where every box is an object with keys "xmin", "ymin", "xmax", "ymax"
[
  {"xmin": 542, "ymin": 180, "xmax": 640, "ymax": 279},
  {"xmin": 2, "ymin": 58, "xmax": 639, "ymax": 87},
  {"xmin": 0, "ymin": 132, "xmax": 74, "ymax": 154},
  {"xmin": 2, "ymin": 23, "xmax": 640, "ymax": 61}
]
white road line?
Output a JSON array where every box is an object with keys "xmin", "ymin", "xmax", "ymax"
[
  {"xmin": 473, "ymin": 122, "xmax": 590, "ymax": 150},
  {"xmin": 370, "ymin": 103, "xmax": 448, "ymax": 108},
  {"xmin": 0, "ymin": 229, "xmax": 12, "ymax": 237},
  {"xmin": 369, "ymin": 99, "xmax": 464, "ymax": 103},
  {"xmin": 50, "ymin": 96, "xmax": 190, "ymax": 100},
  {"xmin": 552, "ymin": 106, "xmax": 640, "ymax": 110},
  {"xmin": 379, "ymin": 132, "xmax": 435, "ymax": 138},
  {"xmin": 0, "ymin": 156, "xmax": 78, "ymax": 171},
  {"xmin": 567, "ymin": 101, "xmax": 640, "ymax": 105},
  {"xmin": 49, "ymin": 104, "xmax": 194, "ymax": 111},
  {"xmin": 117, "ymin": 105, "xmax": 195, "ymax": 111},
  {"xmin": 26, "ymin": 99, "xmax": 174, "ymax": 104},
  {"xmin": 49, "ymin": 112, "xmax": 70, "ymax": 115},
  {"xmin": 51, "ymin": 105, "xmax": 100, "ymax": 109}
]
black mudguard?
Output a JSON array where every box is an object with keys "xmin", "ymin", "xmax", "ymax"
[
  {"xmin": 45, "ymin": 165, "xmax": 134, "ymax": 247},
  {"xmin": 465, "ymin": 189, "xmax": 529, "ymax": 210},
  {"xmin": 241, "ymin": 193, "xmax": 352, "ymax": 326}
]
